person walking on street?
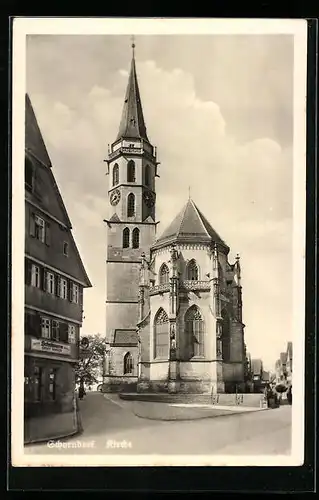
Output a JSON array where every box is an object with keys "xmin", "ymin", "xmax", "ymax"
[{"xmin": 79, "ymin": 385, "xmax": 85, "ymax": 400}]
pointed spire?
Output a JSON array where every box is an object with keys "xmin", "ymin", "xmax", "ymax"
[{"xmin": 116, "ymin": 38, "xmax": 149, "ymax": 142}]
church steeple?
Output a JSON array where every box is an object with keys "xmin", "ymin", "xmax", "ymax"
[{"xmin": 116, "ymin": 38, "xmax": 149, "ymax": 142}]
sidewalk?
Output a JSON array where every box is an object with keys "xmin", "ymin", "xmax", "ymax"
[
  {"xmin": 24, "ymin": 398, "xmax": 82, "ymax": 445},
  {"xmin": 132, "ymin": 401, "xmax": 269, "ymax": 421}
]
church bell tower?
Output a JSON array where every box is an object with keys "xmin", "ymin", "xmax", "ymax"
[{"xmin": 104, "ymin": 40, "xmax": 159, "ymax": 345}]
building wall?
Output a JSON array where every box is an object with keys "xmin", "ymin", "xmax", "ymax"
[
  {"xmin": 107, "ymin": 346, "xmax": 139, "ymax": 377},
  {"xmin": 25, "ymin": 278, "xmax": 82, "ymax": 323},
  {"xmin": 25, "ymin": 199, "xmax": 88, "ymax": 285},
  {"xmin": 24, "ymin": 355, "xmax": 76, "ymax": 418}
]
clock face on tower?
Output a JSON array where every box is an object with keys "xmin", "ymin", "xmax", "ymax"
[
  {"xmin": 143, "ymin": 190, "xmax": 155, "ymax": 208},
  {"xmin": 110, "ymin": 189, "xmax": 121, "ymax": 206}
]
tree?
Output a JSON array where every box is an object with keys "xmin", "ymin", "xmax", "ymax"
[{"xmin": 75, "ymin": 334, "xmax": 108, "ymax": 389}]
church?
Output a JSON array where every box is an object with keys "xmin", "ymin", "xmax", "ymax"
[{"xmin": 103, "ymin": 43, "xmax": 247, "ymax": 395}]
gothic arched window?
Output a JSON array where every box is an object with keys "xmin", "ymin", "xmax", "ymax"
[
  {"xmin": 221, "ymin": 308, "xmax": 231, "ymax": 362},
  {"xmin": 185, "ymin": 305, "xmax": 205, "ymax": 358},
  {"xmin": 186, "ymin": 259, "xmax": 199, "ymax": 281},
  {"xmin": 159, "ymin": 263, "xmax": 169, "ymax": 285},
  {"xmin": 127, "ymin": 193, "xmax": 135, "ymax": 217},
  {"xmin": 132, "ymin": 228, "xmax": 140, "ymax": 249},
  {"xmin": 124, "ymin": 352, "xmax": 133, "ymax": 374},
  {"xmin": 154, "ymin": 308, "xmax": 169, "ymax": 359},
  {"xmin": 145, "ymin": 165, "xmax": 150, "ymax": 186},
  {"xmin": 127, "ymin": 160, "xmax": 136, "ymax": 182},
  {"xmin": 112, "ymin": 163, "xmax": 119, "ymax": 186},
  {"xmin": 123, "ymin": 227, "xmax": 130, "ymax": 248}
]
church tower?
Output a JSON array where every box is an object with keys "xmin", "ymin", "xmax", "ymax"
[{"xmin": 104, "ymin": 42, "xmax": 159, "ymax": 390}]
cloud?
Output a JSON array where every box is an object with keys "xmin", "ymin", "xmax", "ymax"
[{"xmin": 28, "ymin": 54, "xmax": 293, "ymax": 371}]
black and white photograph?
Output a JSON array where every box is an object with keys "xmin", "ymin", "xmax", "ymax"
[{"xmin": 11, "ymin": 18, "xmax": 307, "ymax": 467}]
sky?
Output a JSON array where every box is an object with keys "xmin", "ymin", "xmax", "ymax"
[{"xmin": 26, "ymin": 34, "xmax": 295, "ymax": 372}]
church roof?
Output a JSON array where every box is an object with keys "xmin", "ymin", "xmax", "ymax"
[
  {"xmin": 152, "ymin": 198, "xmax": 229, "ymax": 251},
  {"xmin": 116, "ymin": 49, "xmax": 149, "ymax": 142},
  {"xmin": 25, "ymin": 93, "xmax": 52, "ymax": 168},
  {"xmin": 111, "ymin": 329, "xmax": 138, "ymax": 346}
]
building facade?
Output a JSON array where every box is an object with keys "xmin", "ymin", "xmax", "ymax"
[
  {"xmin": 24, "ymin": 94, "xmax": 92, "ymax": 419},
  {"xmin": 274, "ymin": 341, "xmax": 292, "ymax": 387},
  {"xmin": 103, "ymin": 46, "xmax": 246, "ymax": 394}
]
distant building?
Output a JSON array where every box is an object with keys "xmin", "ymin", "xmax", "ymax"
[
  {"xmin": 275, "ymin": 341, "xmax": 292, "ymax": 386},
  {"xmin": 24, "ymin": 94, "xmax": 92, "ymax": 422},
  {"xmin": 286, "ymin": 342, "xmax": 293, "ymax": 384},
  {"xmin": 251, "ymin": 358, "xmax": 263, "ymax": 382}
]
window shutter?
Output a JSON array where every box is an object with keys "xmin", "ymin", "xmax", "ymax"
[
  {"xmin": 55, "ymin": 275, "xmax": 61, "ymax": 297},
  {"xmin": 29, "ymin": 212, "xmax": 36, "ymax": 237},
  {"xmin": 41, "ymin": 268, "xmax": 47, "ymax": 291},
  {"xmin": 68, "ymin": 281, "xmax": 73, "ymax": 302},
  {"xmin": 31, "ymin": 313, "xmax": 41, "ymax": 338},
  {"xmin": 60, "ymin": 322, "xmax": 68, "ymax": 342},
  {"xmin": 79, "ymin": 287, "xmax": 83, "ymax": 307},
  {"xmin": 25, "ymin": 259, "xmax": 32, "ymax": 286},
  {"xmin": 24, "ymin": 312, "xmax": 30, "ymax": 334},
  {"xmin": 45, "ymin": 222, "xmax": 51, "ymax": 246}
]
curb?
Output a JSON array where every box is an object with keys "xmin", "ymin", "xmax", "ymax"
[
  {"xmin": 24, "ymin": 397, "xmax": 83, "ymax": 446},
  {"xmin": 133, "ymin": 407, "xmax": 270, "ymax": 422}
]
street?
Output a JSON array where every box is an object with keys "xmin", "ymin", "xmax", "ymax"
[{"xmin": 25, "ymin": 392, "xmax": 292, "ymax": 456}]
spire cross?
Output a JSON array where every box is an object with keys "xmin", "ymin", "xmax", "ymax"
[{"xmin": 188, "ymin": 185, "xmax": 191, "ymax": 199}]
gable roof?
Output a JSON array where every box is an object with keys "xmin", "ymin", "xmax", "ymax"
[
  {"xmin": 25, "ymin": 93, "xmax": 52, "ymax": 168},
  {"xmin": 152, "ymin": 198, "xmax": 229, "ymax": 251},
  {"xmin": 25, "ymin": 93, "xmax": 92, "ymax": 288},
  {"xmin": 111, "ymin": 329, "xmax": 138, "ymax": 346}
]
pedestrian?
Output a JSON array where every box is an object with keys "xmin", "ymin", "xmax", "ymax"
[
  {"xmin": 79, "ymin": 385, "xmax": 85, "ymax": 400},
  {"xmin": 287, "ymin": 385, "xmax": 292, "ymax": 405}
]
